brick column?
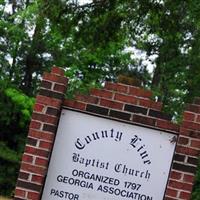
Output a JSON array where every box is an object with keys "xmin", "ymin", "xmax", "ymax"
[
  {"xmin": 165, "ymin": 99, "xmax": 200, "ymax": 200},
  {"xmin": 14, "ymin": 67, "xmax": 68, "ymax": 200}
]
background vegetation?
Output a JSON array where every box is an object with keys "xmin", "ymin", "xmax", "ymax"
[{"xmin": 0, "ymin": 0, "xmax": 199, "ymax": 198}]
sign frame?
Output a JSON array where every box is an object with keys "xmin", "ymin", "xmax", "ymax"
[{"xmin": 41, "ymin": 108, "xmax": 178, "ymax": 200}]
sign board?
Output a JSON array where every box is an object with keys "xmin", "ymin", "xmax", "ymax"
[{"xmin": 41, "ymin": 109, "xmax": 177, "ymax": 200}]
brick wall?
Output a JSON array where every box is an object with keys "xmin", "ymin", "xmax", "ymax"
[
  {"xmin": 64, "ymin": 82, "xmax": 178, "ymax": 133},
  {"xmin": 165, "ymin": 100, "xmax": 200, "ymax": 200},
  {"xmin": 14, "ymin": 67, "xmax": 67, "ymax": 200},
  {"xmin": 14, "ymin": 67, "xmax": 200, "ymax": 200}
]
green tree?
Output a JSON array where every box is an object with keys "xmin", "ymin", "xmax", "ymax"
[
  {"xmin": 0, "ymin": 0, "xmax": 200, "ymax": 197},
  {"xmin": 0, "ymin": 0, "xmax": 137, "ymax": 195},
  {"xmin": 0, "ymin": 80, "xmax": 34, "ymax": 195}
]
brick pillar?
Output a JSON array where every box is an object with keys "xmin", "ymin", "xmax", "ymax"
[
  {"xmin": 14, "ymin": 67, "xmax": 68, "ymax": 200},
  {"xmin": 165, "ymin": 98, "xmax": 200, "ymax": 200}
]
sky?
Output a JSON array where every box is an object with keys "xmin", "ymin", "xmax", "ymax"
[{"xmin": 79, "ymin": 0, "xmax": 92, "ymax": 5}]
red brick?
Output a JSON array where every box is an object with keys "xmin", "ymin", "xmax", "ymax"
[
  {"xmin": 29, "ymin": 130, "xmax": 54, "ymax": 142},
  {"xmin": 15, "ymin": 188, "xmax": 26, "ymax": 198},
  {"xmin": 35, "ymin": 157, "xmax": 48, "ymax": 167},
  {"xmin": 75, "ymin": 94, "xmax": 99, "ymax": 104},
  {"xmin": 16, "ymin": 180, "xmax": 41, "ymax": 193},
  {"xmin": 30, "ymin": 120, "xmax": 41, "ymax": 130},
  {"xmin": 32, "ymin": 113, "xmax": 58, "ymax": 125},
  {"xmin": 179, "ymin": 191, "xmax": 191, "ymax": 200},
  {"xmin": 36, "ymin": 95, "xmax": 62, "ymax": 108},
  {"xmin": 183, "ymin": 112, "xmax": 196, "ymax": 121},
  {"xmin": 32, "ymin": 174, "xmax": 45, "ymax": 184},
  {"xmin": 86, "ymin": 104, "xmax": 109, "ymax": 116},
  {"xmin": 18, "ymin": 171, "xmax": 29, "ymax": 180},
  {"xmin": 21, "ymin": 163, "xmax": 46, "ymax": 175},
  {"xmin": 132, "ymin": 115, "xmax": 156, "ymax": 126},
  {"xmin": 129, "ymin": 86, "xmax": 152, "ymax": 98},
  {"xmin": 39, "ymin": 141, "xmax": 53, "ymax": 150},
  {"xmin": 46, "ymin": 107, "xmax": 59, "ymax": 116},
  {"xmin": 149, "ymin": 109, "xmax": 171, "ymax": 120},
  {"xmin": 178, "ymin": 137, "xmax": 189, "ymax": 145},
  {"xmin": 42, "ymin": 123, "xmax": 56, "ymax": 133},
  {"xmin": 191, "ymin": 139, "xmax": 200, "ymax": 148},
  {"xmin": 170, "ymin": 171, "xmax": 183, "ymax": 180},
  {"xmin": 173, "ymin": 162, "xmax": 196, "ymax": 174},
  {"xmin": 174, "ymin": 153, "xmax": 186, "ymax": 162},
  {"xmin": 100, "ymin": 99, "xmax": 123, "ymax": 110},
  {"xmin": 104, "ymin": 82, "xmax": 128, "ymax": 93},
  {"xmin": 41, "ymin": 80, "xmax": 52, "ymax": 89},
  {"xmin": 114, "ymin": 93, "xmax": 138, "ymax": 104},
  {"xmin": 22, "ymin": 154, "xmax": 33, "ymax": 163},
  {"xmin": 138, "ymin": 99, "xmax": 162, "ymax": 110},
  {"xmin": 90, "ymin": 88, "xmax": 113, "ymax": 99},
  {"xmin": 63, "ymin": 99, "xmax": 86, "ymax": 110},
  {"xmin": 187, "ymin": 156, "xmax": 199, "ymax": 165},
  {"xmin": 156, "ymin": 119, "xmax": 179, "ymax": 132},
  {"xmin": 182, "ymin": 121, "xmax": 200, "ymax": 131},
  {"xmin": 39, "ymin": 89, "xmax": 64, "ymax": 100},
  {"xmin": 179, "ymin": 127, "xmax": 200, "ymax": 139},
  {"xmin": 27, "ymin": 191, "xmax": 40, "ymax": 200},
  {"xmin": 25, "ymin": 146, "xmax": 49, "ymax": 158},
  {"xmin": 43, "ymin": 72, "xmax": 67, "ymax": 85},
  {"xmin": 51, "ymin": 66, "xmax": 65, "ymax": 76},
  {"xmin": 196, "ymin": 115, "xmax": 200, "ymax": 123},
  {"xmin": 33, "ymin": 103, "xmax": 45, "ymax": 113},
  {"xmin": 183, "ymin": 174, "xmax": 195, "ymax": 183},
  {"xmin": 169, "ymin": 180, "xmax": 193, "ymax": 191},
  {"xmin": 164, "ymin": 197, "xmax": 177, "ymax": 200},
  {"xmin": 53, "ymin": 84, "xmax": 66, "ymax": 93},
  {"xmin": 165, "ymin": 188, "xmax": 178, "ymax": 197},
  {"xmin": 179, "ymin": 127, "xmax": 189, "ymax": 136},
  {"xmin": 186, "ymin": 104, "xmax": 200, "ymax": 113},
  {"xmin": 176, "ymin": 146, "xmax": 199, "ymax": 157}
]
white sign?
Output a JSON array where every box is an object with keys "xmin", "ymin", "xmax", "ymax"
[{"xmin": 42, "ymin": 109, "xmax": 177, "ymax": 200}]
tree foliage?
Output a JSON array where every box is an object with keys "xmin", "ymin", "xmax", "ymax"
[
  {"xmin": 0, "ymin": 80, "xmax": 34, "ymax": 195},
  {"xmin": 0, "ymin": 0, "xmax": 200, "ymax": 197}
]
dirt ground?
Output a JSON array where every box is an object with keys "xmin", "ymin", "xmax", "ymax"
[{"xmin": 0, "ymin": 196, "xmax": 12, "ymax": 200}]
